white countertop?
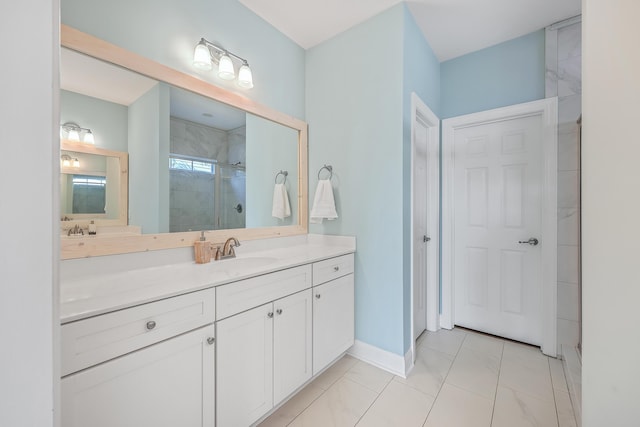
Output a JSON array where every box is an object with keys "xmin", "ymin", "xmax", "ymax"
[{"xmin": 60, "ymin": 234, "xmax": 355, "ymax": 324}]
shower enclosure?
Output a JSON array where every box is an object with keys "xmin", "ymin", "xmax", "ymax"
[{"xmin": 169, "ymin": 161, "xmax": 246, "ymax": 233}]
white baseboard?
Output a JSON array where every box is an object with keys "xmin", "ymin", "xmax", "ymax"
[{"xmin": 348, "ymin": 340, "xmax": 413, "ymax": 378}]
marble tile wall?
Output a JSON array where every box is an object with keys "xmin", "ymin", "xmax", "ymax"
[
  {"xmin": 170, "ymin": 117, "xmax": 229, "ymax": 162},
  {"xmin": 169, "ymin": 117, "xmax": 247, "ymax": 231},
  {"xmin": 546, "ymin": 18, "xmax": 582, "ymax": 352}
]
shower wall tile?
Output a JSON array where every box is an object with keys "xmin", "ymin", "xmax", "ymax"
[
  {"xmin": 558, "ymin": 24, "xmax": 582, "ymax": 61},
  {"xmin": 558, "ymin": 95, "xmax": 582, "ymax": 125},
  {"xmin": 558, "ymin": 171, "xmax": 579, "ymax": 208},
  {"xmin": 558, "ymin": 245, "xmax": 579, "ymax": 284},
  {"xmin": 228, "ymin": 126, "xmax": 247, "ymax": 166},
  {"xmin": 170, "ymin": 117, "xmax": 228, "ymax": 161},
  {"xmin": 558, "ymin": 123, "xmax": 580, "ymax": 171},
  {"xmin": 558, "ymin": 282, "xmax": 580, "ymax": 322},
  {"xmin": 548, "ymin": 18, "xmax": 581, "ymax": 354},
  {"xmin": 557, "ymin": 319, "xmax": 579, "ymax": 348},
  {"xmin": 557, "ymin": 58, "xmax": 582, "ymax": 97},
  {"xmin": 558, "ymin": 208, "xmax": 580, "ymax": 246}
]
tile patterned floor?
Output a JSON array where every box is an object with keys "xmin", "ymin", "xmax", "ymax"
[{"xmin": 258, "ymin": 328, "xmax": 577, "ymax": 427}]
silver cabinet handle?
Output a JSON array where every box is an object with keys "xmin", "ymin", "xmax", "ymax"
[
  {"xmin": 315, "ymin": 294, "xmax": 321, "ymax": 299},
  {"xmin": 518, "ymin": 238, "xmax": 539, "ymax": 246},
  {"xmin": 333, "ymin": 266, "xmax": 340, "ymax": 272},
  {"xmin": 146, "ymin": 321, "xmax": 156, "ymax": 330},
  {"xmin": 267, "ymin": 312, "xmax": 274, "ymax": 318},
  {"xmin": 207, "ymin": 337, "xmax": 215, "ymax": 345},
  {"xmin": 276, "ymin": 309, "xmax": 283, "ymax": 315}
]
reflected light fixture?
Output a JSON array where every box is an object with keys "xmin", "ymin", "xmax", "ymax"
[
  {"xmin": 193, "ymin": 38, "xmax": 253, "ymax": 89},
  {"xmin": 61, "ymin": 154, "xmax": 71, "ymax": 168},
  {"xmin": 60, "ymin": 122, "xmax": 95, "ymax": 144},
  {"xmin": 61, "ymin": 154, "xmax": 80, "ymax": 168}
]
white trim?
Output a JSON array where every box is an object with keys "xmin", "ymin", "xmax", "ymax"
[
  {"xmin": 441, "ymin": 98, "xmax": 558, "ymax": 356},
  {"xmin": 409, "ymin": 93, "xmax": 440, "ymax": 366},
  {"xmin": 348, "ymin": 340, "xmax": 412, "ymax": 378}
]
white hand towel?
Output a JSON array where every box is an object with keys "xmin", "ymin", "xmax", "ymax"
[
  {"xmin": 272, "ymin": 183, "xmax": 291, "ymax": 220},
  {"xmin": 310, "ymin": 179, "xmax": 338, "ymax": 224}
]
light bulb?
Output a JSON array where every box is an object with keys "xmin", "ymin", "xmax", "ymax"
[
  {"xmin": 238, "ymin": 63, "xmax": 253, "ymax": 89},
  {"xmin": 83, "ymin": 130, "xmax": 95, "ymax": 144},
  {"xmin": 218, "ymin": 53, "xmax": 235, "ymax": 80},
  {"xmin": 193, "ymin": 41, "xmax": 213, "ymax": 71},
  {"xmin": 62, "ymin": 157, "xmax": 70, "ymax": 167},
  {"xmin": 73, "ymin": 158, "xmax": 80, "ymax": 168},
  {"xmin": 68, "ymin": 129, "xmax": 80, "ymax": 141}
]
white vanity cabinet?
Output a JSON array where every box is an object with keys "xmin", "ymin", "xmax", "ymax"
[
  {"xmin": 60, "ymin": 288, "xmax": 216, "ymax": 427},
  {"xmin": 60, "ymin": 242, "xmax": 356, "ymax": 427},
  {"xmin": 312, "ymin": 254, "xmax": 355, "ymax": 375},
  {"xmin": 62, "ymin": 324, "xmax": 215, "ymax": 427},
  {"xmin": 216, "ymin": 266, "xmax": 313, "ymax": 427}
]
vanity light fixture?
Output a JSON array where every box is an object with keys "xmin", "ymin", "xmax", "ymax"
[
  {"xmin": 193, "ymin": 38, "xmax": 254, "ymax": 89},
  {"xmin": 60, "ymin": 122, "xmax": 95, "ymax": 144},
  {"xmin": 61, "ymin": 154, "xmax": 80, "ymax": 168}
]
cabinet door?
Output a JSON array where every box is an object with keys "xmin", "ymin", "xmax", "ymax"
[
  {"xmin": 313, "ymin": 274, "xmax": 355, "ymax": 375},
  {"xmin": 273, "ymin": 289, "xmax": 313, "ymax": 404},
  {"xmin": 61, "ymin": 325, "xmax": 215, "ymax": 427},
  {"xmin": 216, "ymin": 303, "xmax": 274, "ymax": 427}
]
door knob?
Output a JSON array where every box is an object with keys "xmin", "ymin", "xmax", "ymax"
[
  {"xmin": 518, "ymin": 238, "xmax": 539, "ymax": 246},
  {"xmin": 423, "ymin": 236, "xmax": 431, "ymax": 243}
]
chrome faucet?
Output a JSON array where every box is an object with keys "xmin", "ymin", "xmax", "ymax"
[{"xmin": 216, "ymin": 237, "xmax": 241, "ymax": 260}]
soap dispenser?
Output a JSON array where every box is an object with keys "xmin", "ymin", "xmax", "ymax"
[{"xmin": 194, "ymin": 231, "xmax": 212, "ymax": 264}]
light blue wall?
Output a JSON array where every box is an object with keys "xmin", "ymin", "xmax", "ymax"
[
  {"xmin": 245, "ymin": 114, "xmax": 299, "ymax": 228},
  {"xmin": 128, "ymin": 83, "xmax": 170, "ymax": 233},
  {"xmin": 307, "ymin": 5, "xmax": 406, "ymax": 356},
  {"xmin": 440, "ymin": 30, "xmax": 545, "ymax": 118},
  {"xmin": 60, "ymin": 90, "xmax": 128, "ymax": 152},
  {"xmin": 401, "ymin": 7, "xmax": 441, "ymax": 353},
  {"xmin": 61, "ymin": 0, "xmax": 305, "ymax": 119}
]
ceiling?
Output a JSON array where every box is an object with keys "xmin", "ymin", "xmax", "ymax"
[
  {"xmin": 61, "ymin": 48, "xmax": 245, "ymax": 130},
  {"xmin": 239, "ymin": 0, "xmax": 581, "ymax": 61}
]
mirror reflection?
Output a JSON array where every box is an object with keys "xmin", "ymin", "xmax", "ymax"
[
  {"xmin": 60, "ymin": 47, "xmax": 299, "ymax": 234},
  {"xmin": 61, "ymin": 151, "xmax": 110, "ymax": 217}
]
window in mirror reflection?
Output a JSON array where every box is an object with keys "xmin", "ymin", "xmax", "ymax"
[{"xmin": 71, "ymin": 175, "xmax": 107, "ymax": 214}]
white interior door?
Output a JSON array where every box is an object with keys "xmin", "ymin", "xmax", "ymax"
[
  {"xmin": 453, "ymin": 114, "xmax": 543, "ymax": 345},
  {"xmin": 410, "ymin": 93, "xmax": 440, "ymax": 361},
  {"xmin": 413, "ymin": 116, "xmax": 428, "ymax": 340}
]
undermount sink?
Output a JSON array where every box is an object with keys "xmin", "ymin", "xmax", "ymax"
[{"xmin": 215, "ymin": 256, "xmax": 278, "ymax": 270}]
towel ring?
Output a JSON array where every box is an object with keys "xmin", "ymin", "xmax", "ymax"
[
  {"xmin": 275, "ymin": 170, "xmax": 288, "ymax": 184},
  {"xmin": 318, "ymin": 164, "xmax": 333, "ymax": 180}
]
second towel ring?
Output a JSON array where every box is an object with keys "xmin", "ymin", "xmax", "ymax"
[
  {"xmin": 318, "ymin": 164, "xmax": 333, "ymax": 180},
  {"xmin": 275, "ymin": 170, "xmax": 288, "ymax": 184}
]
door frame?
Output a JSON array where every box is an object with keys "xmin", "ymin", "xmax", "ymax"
[
  {"xmin": 410, "ymin": 93, "xmax": 440, "ymax": 363},
  {"xmin": 441, "ymin": 98, "xmax": 558, "ymax": 356}
]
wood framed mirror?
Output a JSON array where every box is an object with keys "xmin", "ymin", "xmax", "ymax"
[
  {"xmin": 60, "ymin": 140, "xmax": 128, "ymax": 229},
  {"xmin": 60, "ymin": 25, "xmax": 308, "ymax": 260}
]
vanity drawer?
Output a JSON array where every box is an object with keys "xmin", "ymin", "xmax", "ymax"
[
  {"xmin": 313, "ymin": 254, "xmax": 354, "ymax": 286},
  {"xmin": 216, "ymin": 265, "xmax": 312, "ymax": 320},
  {"xmin": 61, "ymin": 288, "xmax": 215, "ymax": 376}
]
